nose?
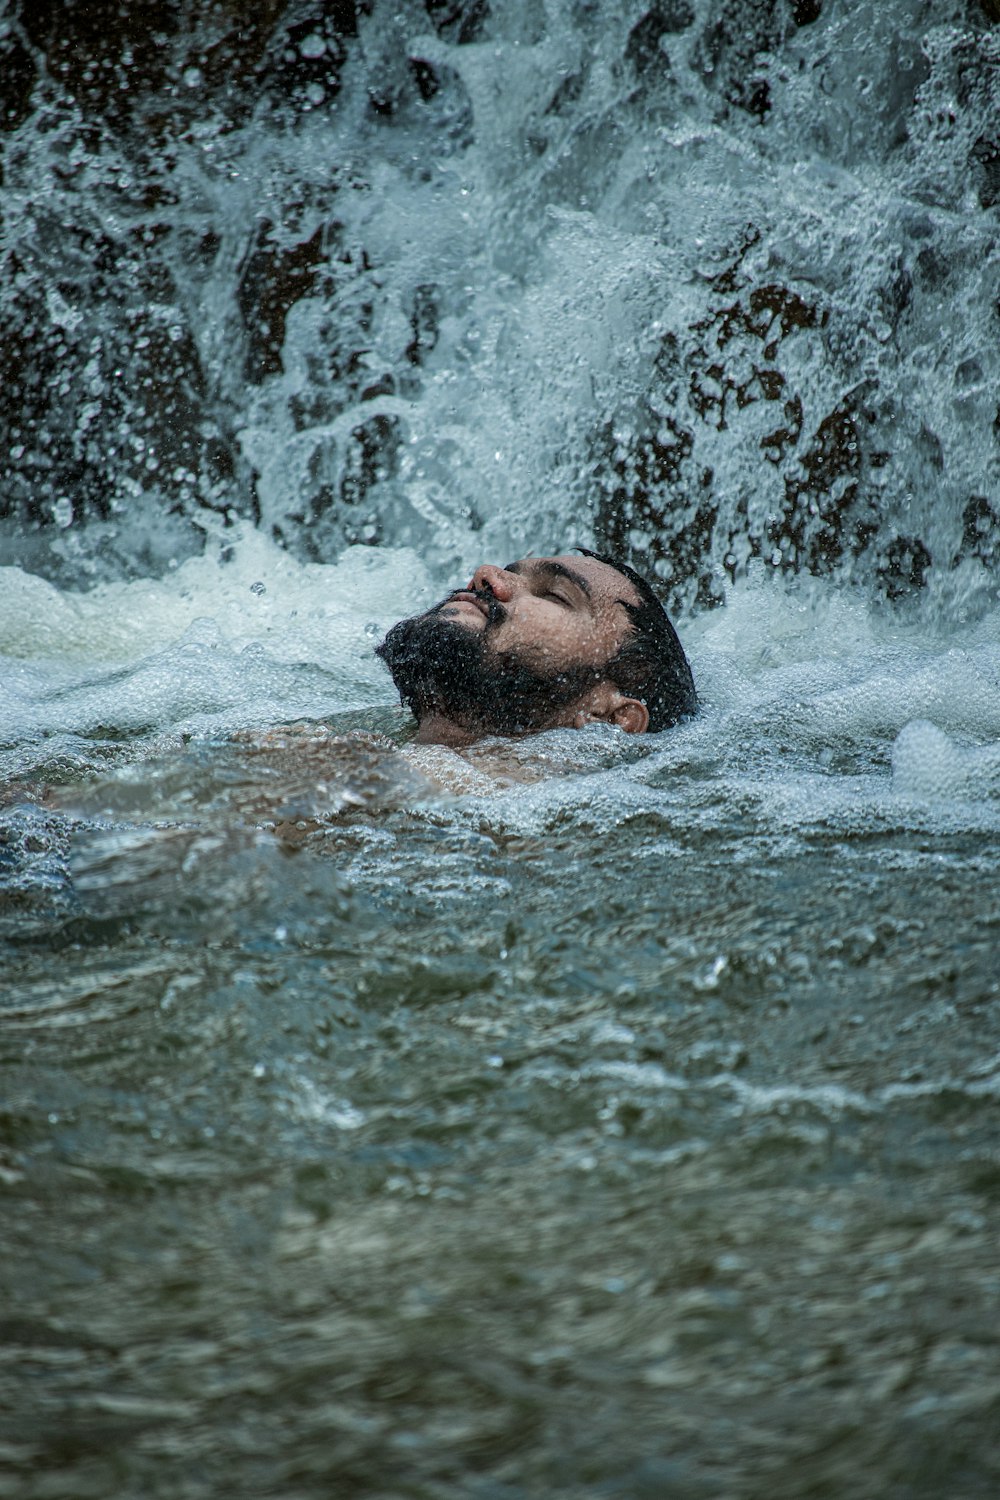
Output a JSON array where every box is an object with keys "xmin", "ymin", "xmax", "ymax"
[{"xmin": 469, "ymin": 562, "xmax": 517, "ymax": 603}]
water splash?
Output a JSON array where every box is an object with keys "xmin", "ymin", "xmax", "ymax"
[{"xmin": 1, "ymin": 0, "xmax": 996, "ymax": 620}]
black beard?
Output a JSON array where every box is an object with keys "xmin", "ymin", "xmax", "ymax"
[{"xmin": 375, "ymin": 598, "xmax": 600, "ymax": 737}]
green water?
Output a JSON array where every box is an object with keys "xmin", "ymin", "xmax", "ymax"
[{"xmin": 2, "ymin": 724, "xmax": 998, "ymax": 1498}]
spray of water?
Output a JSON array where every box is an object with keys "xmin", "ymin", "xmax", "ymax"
[{"xmin": 1, "ymin": 1, "xmax": 997, "ymax": 611}]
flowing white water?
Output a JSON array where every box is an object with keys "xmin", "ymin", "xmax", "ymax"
[
  {"xmin": 4, "ymin": 525, "xmax": 999, "ymax": 838},
  {"xmin": 3, "ymin": 0, "xmax": 998, "ymax": 603}
]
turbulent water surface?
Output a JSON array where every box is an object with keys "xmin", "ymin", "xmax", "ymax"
[{"xmin": 2, "ymin": 1, "xmax": 999, "ymax": 1496}]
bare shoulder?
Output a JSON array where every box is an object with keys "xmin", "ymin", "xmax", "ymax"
[
  {"xmin": 400, "ymin": 740, "xmax": 549, "ymax": 794},
  {"xmin": 399, "ymin": 743, "xmax": 503, "ymax": 795}
]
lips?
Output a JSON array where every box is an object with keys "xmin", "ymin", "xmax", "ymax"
[
  {"xmin": 448, "ymin": 590, "xmax": 491, "ymax": 619},
  {"xmin": 431, "ymin": 587, "xmax": 507, "ymax": 630}
]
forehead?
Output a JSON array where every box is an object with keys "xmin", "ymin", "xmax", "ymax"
[{"xmin": 514, "ymin": 554, "xmax": 641, "ymax": 610}]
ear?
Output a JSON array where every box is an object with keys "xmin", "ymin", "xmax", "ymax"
[
  {"xmin": 569, "ymin": 683, "xmax": 650, "ymax": 735},
  {"xmin": 609, "ymin": 696, "xmax": 649, "ymax": 735}
]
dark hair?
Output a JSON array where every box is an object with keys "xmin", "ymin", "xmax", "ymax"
[{"xmin": 576, "ymin": 547, "xmax": 697, "ymax": 731}]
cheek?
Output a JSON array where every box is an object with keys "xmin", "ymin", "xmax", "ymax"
[
  {"xmin": 567, "ymin": 617, "xmax": 617, "ymax": 663},
  {"xmin": 501, "ymin": 603, "xmax": 611, "ymax": 666}
]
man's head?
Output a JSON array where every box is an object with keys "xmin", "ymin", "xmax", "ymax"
[{"xmin": 376, "ymin": 549, "xmax": 696, "ymax": 744}]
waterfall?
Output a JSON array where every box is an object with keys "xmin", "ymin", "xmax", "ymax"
[{"xmin": 2, "ymin": 0, "xmax": 996, "ymax": 622}]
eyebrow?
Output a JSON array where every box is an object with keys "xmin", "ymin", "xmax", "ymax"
[{"xmin": 505, "ymin": 559, "xmax": 593, "ymax": 600}]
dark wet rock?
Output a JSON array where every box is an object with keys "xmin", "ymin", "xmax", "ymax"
[
  {"xmin": 791, "ymin": 0, "xmax": 822, "ymax": 22},
  {"xmin": 914, "ymin": 422, "xmax": 945, "ymax": 474},
  {"xmin": 871, "ymin": 260, "xmax": 914, "ymax": 335},
  {"xmin": 626, "ymin": 5, "xmax": 696, "ymax": 79},
  {"xmin": 693, "ymin": 0, "xmax": 786, "ymax": 120},
  {"xmin": 914, "ymin": 245, "xmax": 951, "ymax": 293},
  {"xmin": 0, "ymin": 214, "xmax": 248, "ymax": 577},
  {"xmin": 591, "ymin": 215, "xmax": 927, "ymax": 609},
  {"xmin": 2, "ymin": 0, "xmax": 996, "ymax": 608},
  {"xmin": 11, "ymin": 0, "xmax": 368, "ymax": 143},
  {"xmin": 0, "ymin": 7, "xmax": 368, "ymax": 583},
  {"xmin": 239, "ymin": 223, "xmax": 328, "ymax": 384},
  {"xmin": 770, "ymin": 385, "xmax": 887, "ymax": 581},
  {"xmin": 268, "ymin": 410, "xmax": 399, "ymax": 559},
  {"xmin": 595, "ymin": 233, "xmax": 833, "ymax": 601},
  {"xmin": 957, "ymin": 495, "xmax": 1000, "ymax": 568},
  {"xmin": 0, "ymin": 26, "xmax": 36, "ymax": 138},
  {"xmin": 545, "ymin": 70, "xmax": 586, "ymax": 119},
  {"xmin": 424, "ymin": 0, "xmax": 490, "ymax": 45},
  {"xmin": 955, "ymin": 357, "xmax": 984, "ymax": 388},
  {"xmin": 257, "ymin": 3, "xmax": 358, "ymax": 117},
  {"xmin": 340, "ymin": 414, "xmax": 399, "ymax": 516},
  {"xmin": 405, "ymin": 284, "xmax": 441, "ymax": 369},
  {"xmin": 594, "ymin": 377, "xmax": 719, "ymax": 612},
  {"xmin": 14, "ymin": 0, "xmax": 284, "ymax": 139},
  {"xmin": 970, "ymin": 135, "xmax": 1000, "ymax": 208},
  {"xmin": 878, "ymin": 533, "xmax": 932, "ymax": 601},
  {"xmin": 367, "ymin": 53, "xmax": 474, "ymax": 150}
]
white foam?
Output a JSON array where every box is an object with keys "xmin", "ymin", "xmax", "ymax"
[
  {"xmin": 3, "ymin": 547, "xmax": 1000, "ymax": 841},
  {"xmin": 892, "ymin": 718, "xmax": 1000, "ymax": 802},
  {"xmin": 0, "ymin": 532, "xmax": 443, "ymax": 749},
  {"xmin": 689, "ymin": 575, "xmax": 1000, "ymax": 747},
  {"xmin": 0, "ymin": 530, "xmax": 433, "ymax": 667}
]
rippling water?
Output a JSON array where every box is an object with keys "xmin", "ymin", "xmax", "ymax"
[
  {"xmin": 2, "ymin": 0, "xmax": 1000, "ymax": 1494},
  {"xmin": 3, "ymin": 549, "xmax": 998, "ymax": 1496}
]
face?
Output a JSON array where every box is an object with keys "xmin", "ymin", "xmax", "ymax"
[
  {"xmin": 377, "ymin": 554, "xmax": 642, "ymax": 738},
  {"xmin": 438, "ymin": 555, "xmax": 641, "ymax": 673}
]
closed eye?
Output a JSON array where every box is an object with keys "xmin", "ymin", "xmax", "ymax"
[{"xmin": 507, "ymin": 558, "xmax": 593, "ymax": 608}]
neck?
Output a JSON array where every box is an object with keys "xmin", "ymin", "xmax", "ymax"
[{"xmin": 412, "ymin": 714, "xmax": 480, "ymax": 747}]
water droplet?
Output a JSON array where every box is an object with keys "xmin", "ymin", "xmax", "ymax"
[
  {"xmin": 250, "ymin": 580, "xmax": 266, "ymax": 596},
  {"xmin": 52, "ymin": 497, "xmax": 73, "ymax": 529}
]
